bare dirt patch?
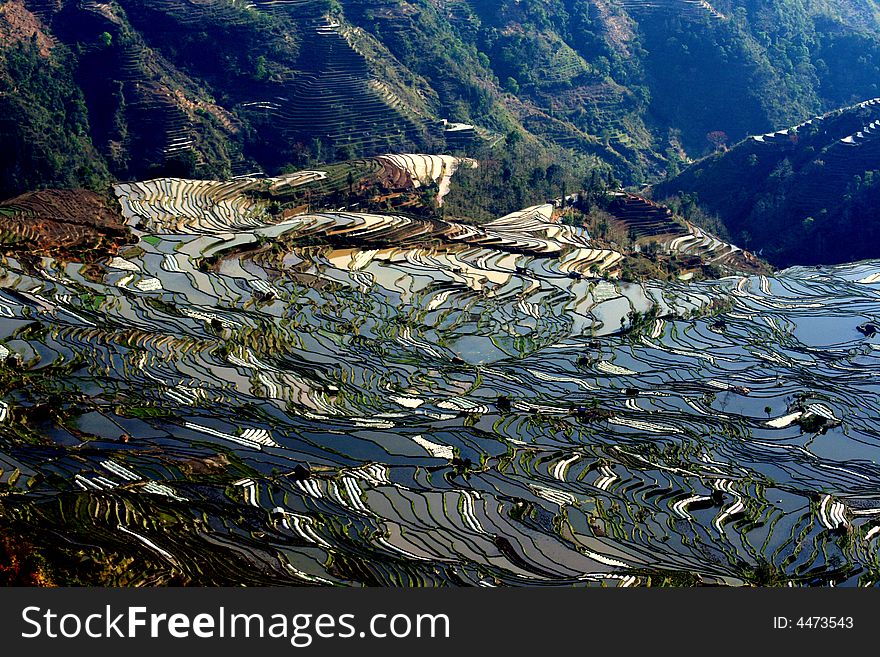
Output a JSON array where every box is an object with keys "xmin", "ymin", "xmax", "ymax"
[
  {"xmin": 0, "ymin": 189, "xmax": 130, "ymax": 261},
  {"xmin": 0, "ymin": 0, "xmax": 54, "ymax": 58}
]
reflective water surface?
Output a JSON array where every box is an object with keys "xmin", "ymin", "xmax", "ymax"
[{"xmin": 1, "ymin": 186, "xmax": 879, "ymax": 586}]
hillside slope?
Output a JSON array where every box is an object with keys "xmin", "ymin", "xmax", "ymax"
[
  {"xmin": 3, "ymin": 0, "xmax": 880, "ymax": 199},
  {"xmin": 655, "ymin": 97, "xmax": 880, "ymax": 266}
]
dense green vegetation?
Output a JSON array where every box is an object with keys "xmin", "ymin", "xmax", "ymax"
[
  {"xmin": 350, "ymin": 0, "xmax": 880, "ymax": 172},
  {"xmin": 1, "ymin": 0, "xmax": 880, "ymax": 265},
  {"xmin": 443, "ymin": 132, "xmax": 607, "ymax": 222},
  {"xmin": 0, "ymin": 40, "xmax": 109, "ymax": 197},
  {"xmin": 656, "ymin": 100, "xmax": 880, "ymax": 266}
]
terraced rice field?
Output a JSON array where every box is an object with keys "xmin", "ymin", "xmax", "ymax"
[
  {"xmin": 377, "ymin": 154, "xmax": 476, "ymax": 205},
  {"xmin": 750, "ymin": 97, "xmax": 880, "ymax": 145},
  {"xmin": 606, "ymin": 192, "xmax": 757, "ymax": 270},
  {"xmin": 616, "ymin": 0, "xmax": 726, "ymax": 20},
  {"xmin": 238, "ymin": 14, "xmax": 431, "ymax": 156},
  {"xmin": 2, "ymin": 170, "xmax": 880, "ymax": 585},
  {"xmin": 746, "ymin": 98, "xmax": 880, "ymax": 223}
]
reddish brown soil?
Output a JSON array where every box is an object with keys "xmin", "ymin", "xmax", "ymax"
[
  {"xmin": 0, "ymin": 0, "xmax": 54, "ymax": 58},
  {"xmin": 378, "ymin": 158, "xmax": 416, "ymax": 189},
  {"xmin": 0, "ymin": 189, "xmax": 130, "ymax": 261}
]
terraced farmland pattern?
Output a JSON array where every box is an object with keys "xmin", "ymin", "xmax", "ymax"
[
  {"xmin": 2, "ymin": 162, "xmax": 880, "ymax": 586},
  {"xmin": 658, "ymin": 96, "xmax": 880, "ymax": 268}
]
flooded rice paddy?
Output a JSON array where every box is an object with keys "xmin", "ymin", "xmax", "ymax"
[{"xmin": 1, "ymin": 186, "xmax": 880, "ymax": 586}]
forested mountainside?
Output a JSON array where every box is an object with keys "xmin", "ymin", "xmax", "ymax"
[
  {"xmin": 656, "ymin": 97, "xmax": 880, "ymax": 267},
  {"xmin": 2, "ymin": 0, "xmax": 880, "ymax": 201}
]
